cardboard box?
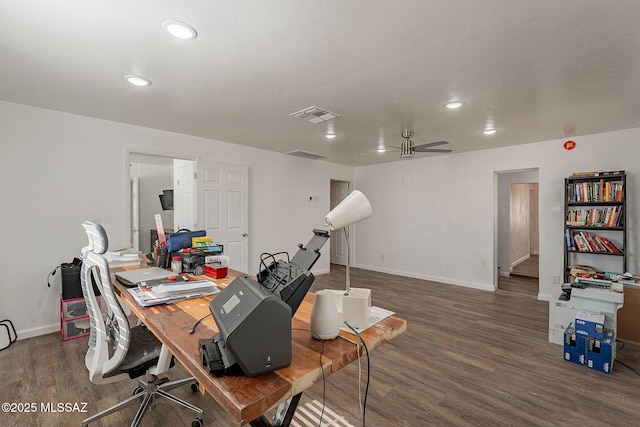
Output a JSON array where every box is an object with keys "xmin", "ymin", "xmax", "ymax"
[
  {"xmin": 575, "ymin": 310, "xmax": 605, "ymax": 340},
  {"xmin": 564, "ymin": 324, "xmax": 587, "ymax": 365},
  {"xmin": 586, "ymin": 329, "xmax": 615, "ymax": 374}
]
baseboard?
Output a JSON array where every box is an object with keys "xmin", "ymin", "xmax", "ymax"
[
  {"xmin": 353, "ymin": 263, "xmax": 495, "ymax": 292},
  {"xmin": 511, "ymin": 254, "xmax": 530, "ymax": 269},
  {"xmin": 16, "ymin": 323, "xmax": 59, "ymax": 340}
]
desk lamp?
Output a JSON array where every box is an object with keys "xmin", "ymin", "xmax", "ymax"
[{"xmin": 313, "ymin": 190, "xmax": 372, "ymax": 338}]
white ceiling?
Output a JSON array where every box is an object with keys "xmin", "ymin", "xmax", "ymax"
[{"xmin": 1, "ymin": 1, "xmax": 639, "ymax": 166}]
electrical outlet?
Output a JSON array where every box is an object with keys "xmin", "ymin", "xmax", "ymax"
[
  {"xmin": 481, "ymin": 259, "xmax": 487, "ymax": 269},
  {"xmin": 553, "ymin": 275, "xmax": 561, "ymax": 284},
  {"xmin": 380, "ymin": 254, "xmax": 384, "ymax": 261}
]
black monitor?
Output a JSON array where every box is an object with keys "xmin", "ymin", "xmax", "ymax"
[{"xmin": 158, "ymin": 189, "xmax": 174, "ymax": 210}]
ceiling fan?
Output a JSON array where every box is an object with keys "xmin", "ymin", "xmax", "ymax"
[{"xmin": 386, "ymin": 130, "xmax": 453, "ymax": 158}]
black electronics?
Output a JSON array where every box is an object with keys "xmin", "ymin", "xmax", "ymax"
[
  {"xmin": 159, "ymin": 189, "xmax": 174, "ymax": 210},
  {"xmin": 200, "ymin": 229, "xmax": 330, "ymax": 377},
  {"xmin": 203, "ymin": 274, "xmax": 292, "ymax": 377},
  {"xmin": 257, "ymin": 229, "xmax": 330, "ymax": 314}
]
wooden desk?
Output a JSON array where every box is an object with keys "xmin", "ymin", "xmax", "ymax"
[{"xmin": 113, "ymin": 268, "xmax": 407, "ymax": 425}]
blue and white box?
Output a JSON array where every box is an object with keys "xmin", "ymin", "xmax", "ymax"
[
  {"xmin": 586, "ymin": 329, "xmax": 615, "ymax": 374},
  {"xmin": 564, "ymin": 324, "xmax": 587, "ymax": 365},
  {"xmin": 575, "ymin": 310, "xmax": 605, "ymax": 340}
]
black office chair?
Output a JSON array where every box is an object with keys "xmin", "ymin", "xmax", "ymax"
[{"xmin": 80, "ymin": 221, "xmax": 204, "ymax": 427}]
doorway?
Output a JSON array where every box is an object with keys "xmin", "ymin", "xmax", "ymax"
[
  {"xmin": 329, "ymin": 179, "xmax": 351, "ymax": 267},
  {"xmin": 128, "ymin": 153, "xmax": 249, "ymax": 272},
  {"xmin": 496, "ymin": 169, "xmax": 539, "ymax": 296}
]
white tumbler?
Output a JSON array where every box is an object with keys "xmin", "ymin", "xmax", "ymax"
[{"xmin": 310, "ymin": 290, "xmax": 340, "ymax": 340}]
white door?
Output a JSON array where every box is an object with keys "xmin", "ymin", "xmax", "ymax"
[
  {"xmin": 330, "ymin": 180, "xmax": 351, "ymax": 265},
  {"xmin": 131, "ymin": 176, "xmax": 140, "ymax": 251},
  {"xmin": 195, "ymin": 161, "xmax": 249, "ymax": 273}
]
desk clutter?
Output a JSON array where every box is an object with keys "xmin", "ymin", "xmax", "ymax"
[
  {"xmin": 127, "ymin": 277, "xmax": 220, "ymax": 307},
  {"xmin": 153, "ymin": 226, "xmax": 227, "ymax": 278}
]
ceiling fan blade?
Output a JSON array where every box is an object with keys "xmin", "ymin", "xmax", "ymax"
[
  {"xmin": 415, "ymin": 148, "xmax": 453, "ymax": 153},
  {"xmin": 384, "ymin": 145, "xmax": 403, "ymax": 151},
  {"xmin": 414, "ymin": 140, "xmax": 449, "ymax": 150}
]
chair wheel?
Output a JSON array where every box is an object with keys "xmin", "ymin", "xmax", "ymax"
[
  {"xmin": 132, "ymin": 386, "xmax": 144, "ymax": 396},
  {"xmin": 190, "ymin": 382, "xmax": 199, "ymax": 392},
  {"xmin": 192, "ymin": 418, "xmax": 203, "ymax": 427}
]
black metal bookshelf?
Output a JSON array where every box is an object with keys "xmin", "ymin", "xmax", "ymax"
[{"xmin": 563, "ymin": 173, "xmax": 627, "ymax": 282}]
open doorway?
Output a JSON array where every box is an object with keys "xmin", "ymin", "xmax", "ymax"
[
  {"xmin": 329, "ymin": 179, "xmax": 351, "ymax": 268},
  {"xmin": 128, "ymin": 153, "xmax": 249, "ymax": 272},
  {"xmin": 496, "ymin": 169, "xmax": 539, "ymax": 296}
]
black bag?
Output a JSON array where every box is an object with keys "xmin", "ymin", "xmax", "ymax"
[{"xmin": 48, "ymin": 258, "xmax": 101, "ymax": 299}]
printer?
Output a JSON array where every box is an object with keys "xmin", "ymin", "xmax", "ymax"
[{"xmin": 199, "ymin": 229, "xmax": 329, "ymax": 377}]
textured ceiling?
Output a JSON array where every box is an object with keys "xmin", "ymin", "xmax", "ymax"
[{"xmin": 1, "ymin": 1, "xmax": 639, "ymax": 166}]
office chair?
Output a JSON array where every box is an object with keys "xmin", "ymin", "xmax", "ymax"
[{"xmin": 80, "ymin": 221, "xmax": 204, "ymax": 427}]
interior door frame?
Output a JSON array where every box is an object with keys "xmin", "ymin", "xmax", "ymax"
[{"xmin": 123, "ymin": 147, "xmax": 196, "ymax": 250}]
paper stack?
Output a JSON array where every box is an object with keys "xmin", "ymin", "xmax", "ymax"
[{"xmin": 127, "ymin": 280, "xmax": 219, "ymax": 306}]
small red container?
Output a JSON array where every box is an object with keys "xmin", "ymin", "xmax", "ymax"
[{"xmin": 204, "ymin": 264, "xmax": 228, "ymax": 279}]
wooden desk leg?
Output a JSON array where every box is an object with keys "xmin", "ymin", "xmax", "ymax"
[{"xmin": 249, "ymin": 393, "xmax": 302, "ymax": 427}]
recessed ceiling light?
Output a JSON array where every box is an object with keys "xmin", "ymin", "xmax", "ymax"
[
  {"xmin": 162, "ymin": 20, "xmax": 198, "ymax": 40},
  {"xmin": 124, "ymin": 74, "xmax": 151, "ymax": 87},
  {"xmin": 445, "ymin": 101, "xmax": 465, "ymax": 110},
  {"xmin": 325, "ymin": 133, "xmax": 337, "ymax": 139},
  {"xmin": 482, "ymin": 128, "xmax": 497, "ymax": 135}
]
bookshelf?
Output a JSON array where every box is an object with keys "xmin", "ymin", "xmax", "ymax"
[{"xmin": 563, "ymin": 172, "xmax": 627, "ymax": 283}]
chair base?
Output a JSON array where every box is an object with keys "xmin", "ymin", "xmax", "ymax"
[{"xmin": 82, "ymin": 375, "xmax": 203, "ymax": 427}]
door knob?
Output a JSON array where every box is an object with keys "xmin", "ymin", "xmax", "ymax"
[{"xmin": 242, "ymin": 233, "xmax": 248, "ymax": 237}]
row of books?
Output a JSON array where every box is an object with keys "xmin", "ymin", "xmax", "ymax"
[
  {"xmin": 565, "ymin": 230, "xmax": 621, "ymax": 254},
  {"xmin": 571, "ymin": 170, "xmax": 625, "ymax": 177},
  {"xmin": 566, "ymin": 206, "xmax": 623, "ymax": 228},
  {"xmin": 566, "ymin": 180, "xmax": 623, "ymax": 203}
]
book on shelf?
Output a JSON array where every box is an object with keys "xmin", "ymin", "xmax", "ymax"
[
  {"xmin": 566, "ymin": 206, "xmax": 623, "ymax": 227},
  {"xmin": 567, "ymin": 230, "xmax": 621, "ymax": 254},
  {"xmin": 566, "ymin": 181, "xmax": 624, "ymax": 203},
  {"xmin": 571, "ymin": 170, "xmax": 625, "ymax": 177}
]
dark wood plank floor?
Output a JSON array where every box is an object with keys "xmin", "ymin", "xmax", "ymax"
[
  {"xmin": 2, "ymin": 265, "xmax": 639, "ymax": 427},
  {"xmin": 498, "ymin": 255, "xmax": 539, "ymax": 296}
]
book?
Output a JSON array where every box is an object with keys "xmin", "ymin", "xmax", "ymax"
[{"xmin": 571, "ymin": 170, "xmax": 625, "ymax": 177}]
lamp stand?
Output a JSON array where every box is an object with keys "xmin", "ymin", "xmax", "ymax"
[{"xmin": 344, "ymin": 226, "xmax": 351, "ymax": 295}]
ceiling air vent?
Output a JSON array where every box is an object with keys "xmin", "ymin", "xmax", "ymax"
[
  {"xmin": 286, "ymin": 150, "xmax": 327, "ymax": 160},
  {"xmin": 290, "ymin": 106, "xmax": 339, "ymax": 124}
]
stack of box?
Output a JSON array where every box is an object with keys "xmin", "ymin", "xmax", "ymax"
[{"xmin": 564, "ymin": 310, "xmax": 615, "ymax": 374}]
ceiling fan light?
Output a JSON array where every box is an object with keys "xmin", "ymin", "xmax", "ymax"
[
  {"xmin": 325, "ymin": 133, "xmax": 337, "ymax": 139},
  {"xmin": 377, "ymin": 147, "xmax": 386, "ymax": 153},
  {"xmin": 445, "ymin": 101, "xmax": 464, "ymax": 110},
  {"xmin": 482, "ymin": 128, "xmax": 497, "ymax": 135}
]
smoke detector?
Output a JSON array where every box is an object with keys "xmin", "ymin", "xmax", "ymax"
[{"xmin": 290, "ymin": 106, "xmax": 339, "ymax": 124}]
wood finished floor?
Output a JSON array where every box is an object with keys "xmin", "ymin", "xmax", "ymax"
[
  {"xmin": 498, "ymin": 255, "xmax": 539, "ymax": 296},
  {"xmin": 2, "ymin": 265, "xmax": 640, "ymax": 427}
]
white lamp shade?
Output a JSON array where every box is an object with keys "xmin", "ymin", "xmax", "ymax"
[{"xmin": 325, "ymin": 190, "xmax": 372, "ymax": 230}]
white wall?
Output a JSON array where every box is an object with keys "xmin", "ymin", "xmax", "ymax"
[
  {"xmin": 0, "ymin": 101, "xmax": 352, "ymax": 339},
  {"xmin": 3, "ymin": 98, "xmax": 639, "ymax": 339},
  {"xmin": 354, "ymin": 128, "xmax": 640, "ymax": 301}
]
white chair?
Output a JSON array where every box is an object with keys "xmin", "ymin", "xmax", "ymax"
[{"xmin": 80, "ymin": 221, "xmax": 204, "ymax": 427}]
